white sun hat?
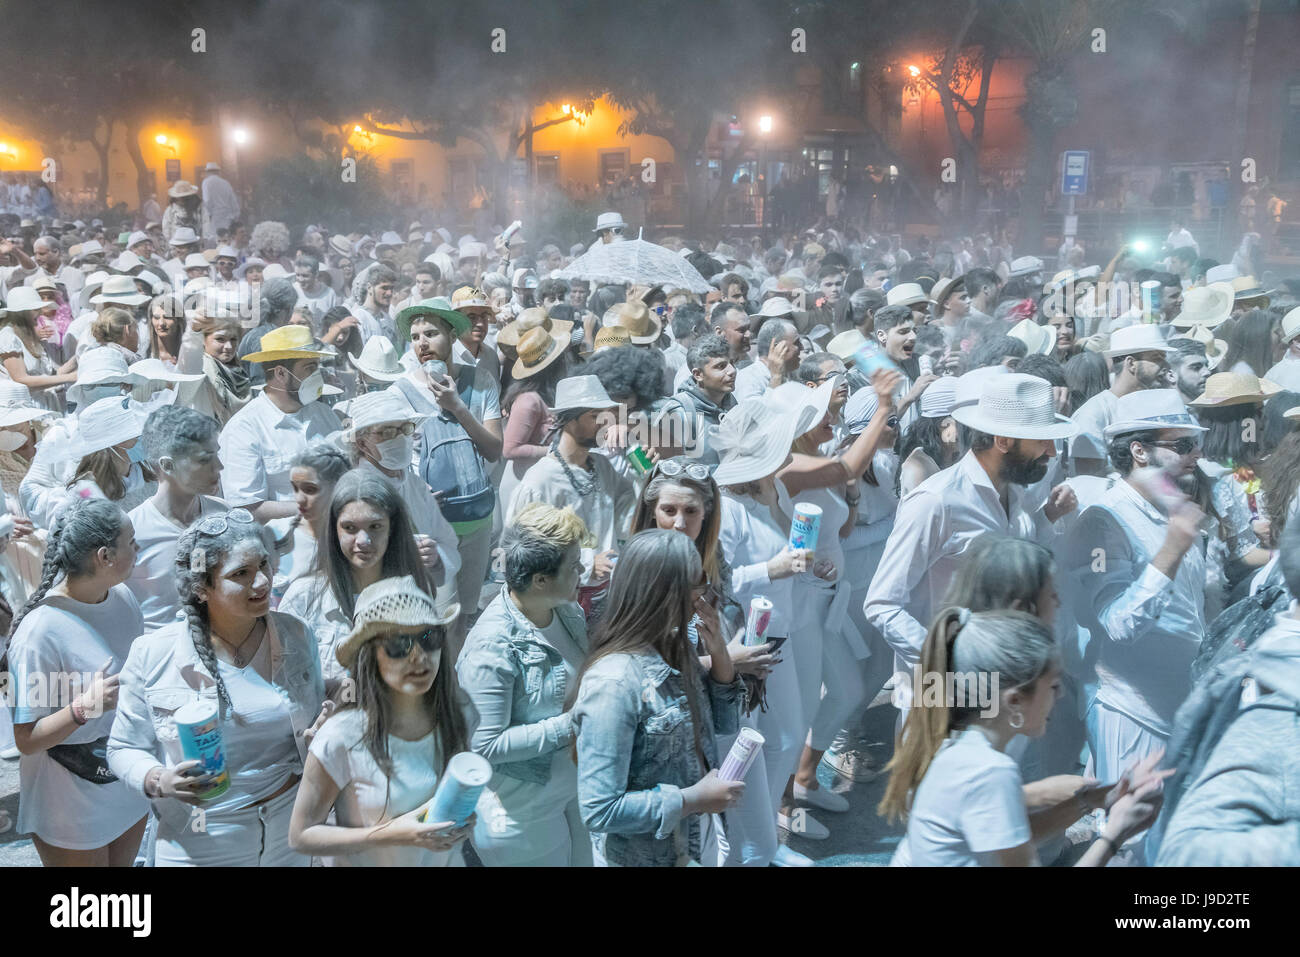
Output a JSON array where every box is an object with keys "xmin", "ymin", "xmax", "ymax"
[
  {"xmin": 1104, "ymin": 389, "xmax": 1207, "ymax": 438},
  {"xmin": 593, "ymin": 211, "xmax": 628, "ymax": 233},
  {"xmin": 336, "ymin": 575, "xmax": 458, "ymax": 671},
  {"xmin": 0, "ymin": 382, "xmax": 55, "ymax": 429},
  {"xmin": 951, "ymin": 372, "xmax": 1077, "ymax": 440},
  {"xmin": 90, "ymin": 274, "xmax": 150, "ymax": 306},
  {"xmin": 128, "ymin": 358, "xmax": 205, "ymax": 385},
  {"xmin": 1103, "ymin": 323, "xmax": 1178, "ymax": 358},
  {"xmin": 69, "ymin": 347, "xmax": 144, "ymax": 409},
  {"xmin": 919, "ymin": 374, "xmax": 960, "ymax": 418},
  {"xmin": 749, "ymin": 296, "xmax": 797, "ymax": 321},
  {"xmin": 885, "ymin": 283, "xmax": 928, "ymax": 308},
  {"xmin": 183, "ymin": 253, "xmax": 211, "ymax": 271},
  {"xmin": 712, "ymin": 394, "xmax": 822, "ymax": 487},
  {"xmin": 769, "ymin": 379, "xmax": 837, "ymax": 438},
  {"xmin": 827, "ymin": 329, "xmax": 868, "ymax": 360},
  {"xmin": 1171, "ymin": 282, "xmax": 1234, "ymax": 329},
  {"xmin": 5, "ymin": 287, "xmax": 56, "ymax": 313},
  {"xmin": 1008, "ymin": 317, "xmax": 1055, "ymax": 356},
  {"xmin": 72, "ymin": 395, "xmax": 149, "ymax": 458},
  {"xmin": 552, "ymin": 374, "xmax": 618, "ymax": 412},
  {"xmin": 1007, "ymin": 255, "xmax": 1044, "ymax": 278},
  {"xmin": 345, "ymin": 389, "xmax": 429, "ymax": 435},
  {"xmin": 348, "ymin": 336, "xmax": 406, "ymax": 382},
  {"xmin": 952, "ymin": 364, "xmax": 1011, "ymax": 410},
  {"xmin": 169, "ymin": 227, "xmax": 199, "ymax": 246}
]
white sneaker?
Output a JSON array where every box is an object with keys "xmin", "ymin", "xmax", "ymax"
[
  {"xmin": 779, "ymin": 809, "xmax": 829, "ymax": 840},
  {"xmin": 0, "ymin": 746, "xmax": 18, "ymax": 760},
  {"xmin": 793, "ymin": 780, "xmax": 850, "ymax": 813},
  {"xmin": 822, "ymin": 747, "xmax": 882, "ymax": 783},
  {"xmin": 772, "ymin": 844, "xmax": 815, "ymax": 867}
]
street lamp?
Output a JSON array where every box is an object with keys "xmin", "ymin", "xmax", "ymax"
[
  {"xmin": 757, "ymin": 115, "xmax": 774, "ymax": 241},
  {"xmin": 232, "ymin": 128, "xmax": 249, "ymax": 145},
  {"xmin": 759, "ymin": 114, "xmax": 773, "ymax": 134}
]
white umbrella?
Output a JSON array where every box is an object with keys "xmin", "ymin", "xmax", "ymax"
[{"xmin": 554, "ymin": 230, "xmax": 713, "ymax": 294}]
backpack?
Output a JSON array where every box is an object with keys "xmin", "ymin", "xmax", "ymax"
[
  {"xmin": 406, "ymin": 369, "xmax": 495, "ymax": 524},
  {"xmin": 1190, "ymin": 562, "xmax": 1289, "ymax": 685}
]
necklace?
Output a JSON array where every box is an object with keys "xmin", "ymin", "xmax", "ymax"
[
  {"xmin": 212, "ymin": 619, "xmax": 264, "ymax": 668},
  {"xmin": 552, "ymin": 449, "xmax": 598, "ymax": 498}
]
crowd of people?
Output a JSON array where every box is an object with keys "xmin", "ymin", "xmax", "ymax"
[{"xmin": 0, "ymin": 188, "xmax": 1296, "ymax": 869}]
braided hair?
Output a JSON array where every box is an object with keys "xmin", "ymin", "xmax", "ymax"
[
  {"xmin": 174, "ymin": 512, "xmax": 270, "ymax": 719},
  {"xmin": 9, "ymin": 497, "xmax": 125, "ymax": 639}
]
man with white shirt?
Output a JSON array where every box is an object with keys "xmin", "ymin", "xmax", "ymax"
[
  {"xmin": 1164, "ymin": 217, "xmax": 1198, "ymax": 256},
  {"xmin": 1069, "ymin": 325, "xmax": 1176, "ymax": 477},
  {"xmin": 293, "ymin": 254, "xmax": 339, "ymax": 324},
  {"xmin": 1064, "ymin": 390, "xmax": 1206, "ymax": 860},
  {"xmin": 219, "ymin": 325, "xmax": 342, "ymax": 521},
  {"xmin": 733, "ymin": 318, "xmax": 798, "ymax": 402},
  {"xmin": 0, "ymin": 237, "xmax": 38, "ymax": 291},
  {"xmin": 161, "ymin": 227, "xmax": 201, "ymax": 282},
  {"xmin": 352, "ymin": 265, "xmax": 398, "ymax": 345},
  {"xmin": 864, "ymin": 374, "xmax": 1078, "ymax": 711},
  {"xmin": 17, "ymin": 235, "xmax": 83, "ymax": 299},
  {"xmin": 201, "ymin": 162, "xmax": 240, "ymax": 238},
  {"xmin": 1264, "ymin": 306, "xmax": 1300, "ymax": 391}
]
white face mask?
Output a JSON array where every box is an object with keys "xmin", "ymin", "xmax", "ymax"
[
  {"xmin": 374, "ymin": 434, "xmax": 413, "ymax": 471},
  {"xmin": 0, "ymin": 430, "xmax": 27, "ymax": 452},
  {"xmin": 291, "ymin": 370, "xmax": 324, "ymax": 404}
]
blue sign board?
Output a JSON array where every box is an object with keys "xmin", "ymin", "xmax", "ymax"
[{"xmin": 1061, "ymin": 150, "xmax": 1089, "ymax": 196}]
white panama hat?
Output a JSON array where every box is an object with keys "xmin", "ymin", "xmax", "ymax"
[
  {"xmin": 1008, "ymin": 317, "xmax": 1055, "ymax": 356},
  {"xmin": 1103, "ymin": 323, "xmax": 1178, "ymax": 358},
  {"xmin": 886, "ymin": 283, "xmax": 928, "ymax": 308},
  {"xmin": 552, "ymin": 374, "xmax": 617, "ymax": 413},
  {"xmin": 345, "ymin": 389, "xmax": 428, "ymax": 434},
  {"xmin": 348, "ymin": 336, "xmax": 406, "ymax": 382},
  {"xmin": 1104, "ymin": 389, "xmax": 1207, "ymax": 438},
  {"xmin": 1171, "ymin": 282, "xmax": 1234, "ymax": 329},
  {"xmin": 951, "ymin": 372, "xmax": 1077, "ymax": 440},
  {"xmin": 593, "ymin": 211, "xmax": 627, "ymax": 233}
]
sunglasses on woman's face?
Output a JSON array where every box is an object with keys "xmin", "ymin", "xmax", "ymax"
[{"xmin": 380, "ymin": 627, "xmax": 443, "ymax": 659}]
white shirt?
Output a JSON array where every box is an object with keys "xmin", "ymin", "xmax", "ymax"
[
  {"xmin": 1265, "ymin": 354, "xmax": 1300, "ymax": 392},
  {"xmin": 310, "ymin": 709, "xmax": 464, "ymax": 867},
  {"xmin": 1068, "ymin": 388, "xmax": 1120, "ymax": 466},
  {"xmin": 905, "ymin": 727, "xmax": 1031, "ymax": 866},
  {"xmin": 23, "ymin": 263, "xmax": 83, "ymax": 298},
  {"xmin": 201, "ymin": 173, "xmax": 241, "ymax": 234},
  {"xmin": 864, "ymin": 451, "xmax": 1055, "ymax": 707},
  {"xmin": 217, "ymin": 393, "xmax": 342, "ymax": 507},
  {"xmin": 1064, "ymin": 477, "xmax": 1205, "ymax": 736},
  {"xmin": 268, "ymin": 515, "xmax": 318, "ymax": 604},
  {"xmin": 278, "ymin": 573, "xmax": 351, "ymax": 682},
  {"xmin": 718, "ymin": 490, "xmax": 796, "ymax": 638},
  {"xmin": 732, "ymin": 359, "xmax": 774, "ymax": 403},
  {"xmin": 126, "ymin": 495, "xmax": 227, "ymax": 632},
  {"xmin": 294, "ymin": 281, "xmax": 340, "ymax": 324}
]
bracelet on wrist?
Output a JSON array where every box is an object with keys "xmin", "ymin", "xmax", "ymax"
[{"xmin": 69, "ymin": 697, "xmax": 87, "ymax": 726}]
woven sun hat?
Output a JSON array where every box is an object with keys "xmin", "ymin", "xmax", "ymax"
[
  {"xmin": 328, "ymin": 234, "xmax": 352, "ymax": 257},
  {"xmin": 91, "ymin": 274, "xmax": 150, "ymax": 304},
  {"xmin": 1103, "ymin": 323, "xmax": 1178, "ymax": 358},
  {"xmin": 346, "ymin": 389, "xmax": 428, "ymax": 436},
  {"xmin": 952, "ymin": 364, "xmax": 1010, "ymax": 410},
  {"xmin": 919, "ymin": 374, "xmax": 959, "ymax": 418},
  {"xmin": 1187, "ymin": 371, "xmax": 1282, "ymax": 408},
  {"xmin": 336, "ymin": 575, "xmax": 459, "ymax": 672},
  {"xmin": 1170, "ymin": 282, "xmax": 1234, "ymax": 329},
  {"xmin": 1007, "ymin": 255, "xmax": 1044, "ymax": 278},
  {"xmin": 498, "ymin": 306, "xmax": 573, "ymax": 348},
  {"xmin": 588, "ymin": 326, "xmax": 631, "ymax": 354},
  {"xmin": 712, "ymin": 395, "xmax": 821, "ymax": 487},
  {"xmin": 5, "ymin": 286, "xmax": 56, "ymax": 314},
  {"xmin": 1173, "ymin": 324, "xmax": 1228, "ymax": 369},
  {"xmin": 512, "ymin": 325, "xmax": 568, "ymax": 380},
  {"xmin": 951, "ymin": 372, "xmax": 1077, "ymax": 440},
  {"xmin": 605, "ymin": 299, "xmax": 662, "ymax": 344},
  {"xmin": 886, "ymin": 282, "xmax": 928, "ymax": 308},
  {"xmin": 396, "ymin": 296, "xmax": 470, "ymax": 344},
  {"xmin": 240, "ymin": 324, "xmax": 332, "ymax": 363},
  {"xmin": 129, "ymin": 358, "xmax": 205, "ymax": 385},
  {"xmin": 0, "ymin": 382, "xmax": 54, "ymax": 429},
  {"xmin": 827, "ymin": 329, "xmax": 868, "ymax": 360},
  {"xmin": 929, "ymin": 275, "xmax": 964, "ymax": 308},
  {"xmin": 169, "ymin": 226, "xmax": 200, "ymax": 247},
  {"xmin": 167, "ymin": 180, "xmax": 199, "ymax": 199},
  {"xmin": 552, "ymin": 374, "xmax": 617, "ymax": 413},
  {"xmin": 1008, "ymin": 317, "xmax": 1056, "ymax": 356},
  {"xmin": 1104, "ymin": 389, "xmax": 1207, "ymax": 438},
  {"xmin": 451, "ymin": 285, "xmax": 491, "ymax": 311},
  {"xmin": 348, "ymin": 336, "xmax": 406, "ymax": 382},
  {"xmin": 72, "ymin": 395, "xmax": 149, "ymax": 458},
  {"xmin": 1230, "ymin": 275, "xmax": 1273, "ymax": 302}
]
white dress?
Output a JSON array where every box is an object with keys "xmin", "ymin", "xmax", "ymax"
[{"xmin": 0, "ymin": 326, "xmax": 60, "ymax": 411}]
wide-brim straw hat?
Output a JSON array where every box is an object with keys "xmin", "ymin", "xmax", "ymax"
[
  {"xmin": 1008, "ymin": 317, "xmax": 1055, "ymax": 356},
  {"xmin": 336, "ymin": 575, "xmax": 459, "ymax": 672},
  {"xmin": 512, "ymin": 325, "xmax": 569, "ymax": 380},
  {"xmin": 585, "ymin": 326, "xmax": 631, "ymax": 355},
  {"xmin": 1230, "ymin": 275, "xmax": 1273, "ymax": 302},
  {"xmin": 451, "ymin": 285, "xmax": 491, "ymax": 310},
  {"xmin": 241, "ymin": 324, "xmax": 333, "ymax": 363},
  {"xmin": 72, "ymin": 395, "xmax": 148, "ymax": 458},
  {"xmin": 498, "ymin": 307, "xmax": 573, "ymax": 348},
  {"xmin": 396, "ymin": 297, "xmax": 470, "ymax": 344},
  {"xmin": 929, "ymin": 275, "xmax": 964, "ymax": 308},
  {"xmin": 712, "ymin": 393, "xmax": 822, "ymax": 487},
  {"xmin": 1103, "ymin": 323, "xmax": 1178, "ymax": 359},
  {"xmin": 1104, "ymin": 388, "xmax": 1208, "ymax": 438},
  {"xmin": 1170, "ymin": 282, "xmax": 1234, "ymax": 329},
  {"xmin": 1187, "ymin": 372, "xmax": 1282, "ymax": 407},
  {"xmin": 606, "ymin": 299, "xmax": 661, "ymax": 344},
  {"xmin": 951, "ymin": 372, "xmax": 1077, "ymax": 440},
  {"xmin": 348, "ymin": 336, "xmax": 406, "ymax": 382},
  {"xmin": 168, "ymin": 180, "xmax": 199, "ymax": 199}
]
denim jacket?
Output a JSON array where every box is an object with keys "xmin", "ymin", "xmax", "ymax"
[
  {"xmin": 456, "ymin": 586, "xmax": 588, "ymax": 785},
  {"xmin": 572, "ymin": 649, "xmax": 743, "ymax": 866}
]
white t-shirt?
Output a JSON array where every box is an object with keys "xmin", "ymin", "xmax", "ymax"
[
  {"xmin": 905, "ymin": 727, "xmax": 1031, "ymax": 866},
  {"xmin": 1068, "ymin": 388, "xmax": 1120, "ymax": 464},
  {"xmin": 268, "ymin": 516, "xmax": 319, "ymax": 605},
  {"xmin": 126, "ymin": 496, "xmax": 227, "ymax": 632},
  {"xmin": 8, "ymin": 585, "xmax": 149, "ymax": 848},
  {"xmin": 309, "ymin": 707, "xmax": 465, "ymax": 867}
]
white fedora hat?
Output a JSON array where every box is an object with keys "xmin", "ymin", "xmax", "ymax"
[
  {"xmin": 214, "ymin": 245, "xmax": 239, "ymax": 261},
  {"xmin": 919, "ymin": 374, "xmax": 960, "ymax": 418},
  {"xmin": 750, "ymin": 296, "xmax": 796, "ymax": 320},
  {"xmin": 1103, "ymin": 324, "xmax": 1178, "ymax": 359},
  {"xmin": 951, "ymin": 372, "xmax": 1077, "ymax": 440},
  {"xmin": 169, "ymin": 227, "xmax": 199, "ymax": 246},
  {"xmin": 1171, "ymin": 282, "xmax": 1234, "ymax": 329},
  {"xmin": 1204, "ymin": 264, "xmax": 1239, "ymax": 285},
  {"xmin": 593, "ymin": 211, "xmax": 627, "ymax": 233},
  {"xmin": 348, "ymin": 336, "xmax": 406, "ymax": 382},
  {"xmin": 73, "ymin": 395, "xmax": 149, "ymax": 458},
  {"xmin": 183, "ymin": 253, "xmax": 211, "ymax": 271},
  {"xmin": 204, "ymin": 161, "xmax": 222, "ymax": 172},
  {"xmin": 1104, "ymin": 389, "xmax": 1207, "ymax": 438},
  {"xmin": 827, "ymin": 329, "xmax": 867, "ymax": 360},
  {"xmin": 1280, "ymin": 305, "xmax": 1300, "ymax": 343},
  {"xmin": 127, "ymin": 230, "xmax": 151, "ymax": 249},
  {"xmin": 952, "ymin": 364, "xmax": 1010, "ymax": 410},
  {"xmin": 552, "ymin": 374, "xmax": 617, "ymax": 412},
  {"xmin": 377, "ymin": 231, "xmax": 403, "ymax": 248},
  {"xmin": 328, "ymin": 234, "xmax": 352, "ymax": 258},
  {"xmin": 5, "ymin": 287, "xmax": 56, "ymax": 313},
  {"xmin": 111, "ymin": 251, "xmax": 145, "ymax": 274},
  {"xmin": 90, "ymin": 274, "xmax": 150, "ymax": 306},
  {"xmin": 1007, "ymin": 255, "xmax": 1044, "ymax": 278},
  {"xmin": 886, "ymin": 283, "xmax": 928, "ymax": 308},
  {"xmin": 1008, "ymin": 317, "xmax": 1055, "ymax": 356}
]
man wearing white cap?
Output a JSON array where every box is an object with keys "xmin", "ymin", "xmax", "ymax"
[
  {"xmin": 201, "ymin": 162, "xmax": 240, "ymax": 237},
  {"xmin": 1069, "ymin": 325, "xmax": 1177, "ymax": 477},
  {"xmin": 505, "ymin": 375, "xmax": 635, "ymax": 612},
  {"xmin": 864, "ymin": 373, "xmax": 1079, "ymax": 712},
  {"xmin": 589, "ymin": 211, "xmax": 627, "ymax": 251},
  {"xmin": 1064, "ymin": 390, "xmax": 1207, "ymax": 860}
]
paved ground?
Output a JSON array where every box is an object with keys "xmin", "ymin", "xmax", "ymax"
[{"xmin": 0, "ymin": 751, "xmax": 38, "ymax": 866}]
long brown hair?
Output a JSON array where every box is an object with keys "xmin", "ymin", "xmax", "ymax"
[
  {"xmin": 68, "ymin": 448, "xmax": 130, "ymax": 501},
  {"xmin": 630, "ymin": 466, "xmax": 725, "ymax": 587}
]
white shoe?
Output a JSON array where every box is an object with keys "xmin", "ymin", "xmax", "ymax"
[
  {"xmin": 779, "ymin": 810, "xmax": 829, "ymax": 840},
  {"xmin": 772, "ymin": 844, "xmax": 815, "ymax": 867},
  {"xmin": 0, "ymin": 746, "xmax": 18, "ymax": 760},
  {"xmin": 822, "ymin": 747, "xmax": 882, "ymax": 783},
  {"xmin": 793, "ymin": 780, "xmax": 850, "ymax": 813}
]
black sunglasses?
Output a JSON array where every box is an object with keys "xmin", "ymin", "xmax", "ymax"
[
  {"xmin": 380, "ymin": 627, "xmax": 444, "ymax": 659},
  {"xmin": 1144, "ymin": 437, "xmax": 1200, "ymax": 456}
]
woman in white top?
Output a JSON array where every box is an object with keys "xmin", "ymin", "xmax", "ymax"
[
  {"xmin": 880, "ymin": 607, "xmax": 1167, "ymax": 866},
  {"xmin": 146, "ymin": 294, "xmax": 183, "ymax": 370},
  {"xmin": 63, "ymin": 393, "xmax": 155, "ymax": 516},
  {"xmin": 0, "ymin": 287, "xmax": 77, "ymax": 411},
  {"xmin": 267, "ymin": 444, "xmax": 350, "ymax": 606},
  {"xmin": 7, "ymin": 497, "xmax": 150, "ymax": 864},
  {"xmin": 107, "ymin": 508, "xmax": 328, "ymax": 867},
  {"xmin": 175, "ymin": 310, "xmax": 253, "ymax": 427},
  {"xmin": 280, "ymin": 470, "xmax": 437, "ymax": 683},
  {"xmin": 289, "ymin": 575, "xmax": 473, "ymax": 866}
]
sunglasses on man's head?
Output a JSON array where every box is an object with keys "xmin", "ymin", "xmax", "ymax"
[{"xmin": 380, "ymin": 627, "xmax": 443, "ymax": 659}]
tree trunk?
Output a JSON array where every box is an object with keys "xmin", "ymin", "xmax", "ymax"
[
  {"xmin": 1019, "ymin": 106, "xmax": 1055, "ymax": 254},
  {"xmin": 122, "ymin": 118, "xmax": 154, "ymax": 209}
]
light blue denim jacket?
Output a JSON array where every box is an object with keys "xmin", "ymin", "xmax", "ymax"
[
  {"xmin": 572, "ymin": 649, "xmax": 743, "ymax": 866},
  {"xmin": 456, "ymin": 587, "xmax": 588, "ymax": 785}
]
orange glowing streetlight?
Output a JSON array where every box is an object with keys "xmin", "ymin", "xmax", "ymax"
[{"xmin": 907, "ymin": 64, "xmax": 921, "ymax": 78}]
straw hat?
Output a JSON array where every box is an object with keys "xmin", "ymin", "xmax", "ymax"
[
  {"xmin": 827, "ymin": 329, "xmax": 867, "ymax": 360},
  {"xmin": 952, "ymin": 365, "xmax": 1012, "ymax": 410},
  {"xmin": 1007, "ymin": 256, "xmax": 1044, "ymax": 278},
  {"xmin": 605, "ymin": 300, "xmax": 661, "ymax": 344},
  {"xmin": 396, "ymin": 296, "xmax": 470, "ymax": 344},
  {"xmin": 1173, "ymin": 325, "xmax": 1228, "ymax": 369},
  {"xmin": 512, "ymin": 326, "xmax": 569, "ymax": 380},
  {"xmin": 73, "ymin": 395, "xmax": 149, "ymax": 458},
  {"xmin": 336, "ymin": 576, "xmax": 458, "ymax": 672},
  {"xmin": 497, "ymin": 307, "xmax": 573, "ymax": 348},
  {"xmin": 240, "ymin": 325, "xmax": 333, "ymax": 363},
  {"xmin": 951, "ymin": 373, "xmax": 1077, "ymax": 440},
  {"xmin": 1187, "ymin": 372, "xmax": 1282, "ymax": 407},
  {"xmin": 929, "ymin": 275, "xmax": 964, "ymax": 309},
  {"xmin": 589, "ymin": 326, "xmax": 631, "ymax": 353},
  {"xmin": 0, "ymin": 382, "xmax": 54, "ymax": 429},
  {"xmin": 1230, "ymin": 275, "xmax": 1273, "ymax": 302},
  {"xmin": 1008, "ymin": 317, "xmax": 1055, "ymax": 356},
  {"xmin": 1171, "ymin": 282, "xmax": 1234, "ymax": 329},
  {"xmin": 1103, "ymin": 324, "xmax": 1177, "ymax": 359},
  {"xmin": 886, "ymin": 283, "xmax": 927, "ymax": 308},
  {"xmin": 1104, "ymin": 389, "xmax": 1207, "ymax": 438},
  {"xmin": 348, "ymin": 336, "xmax": 406, "ymax": 382},
  {"xmin": 167, "ymin": 180, "xmax": 199, "ymax": 199},
  {"xmin": 5, "ymin": 287, "xmax": 56, "ymax": 313},
  {"xmin": 712, "ymin": 395, "xmax": 821, "ymax": 487},
  {"xmin": 552, "ymin": 375, "xmax": 617, "ymax": 412},
  {"xmin": 328, "ymin": 234, "xmax": 352, "ymax": 258},
  {"xmin": 346, "ymin": 389, "xmax": 428, "ymax": 435},
  {"xmin": 451, "ymin": 285, "xmax": 490, "ymax": 311},
  {"xmin": 1205, "ymin": 264, "xmax": 1239, "ymax": 285},
  {"xmin": 235, "ymin": 256, "xmax": 266, "ymax": 279}
]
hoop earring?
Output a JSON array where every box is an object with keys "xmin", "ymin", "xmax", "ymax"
[{"xmin": 1008, "ymin": 709, "xmax": 1024, "ymax": 730}]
